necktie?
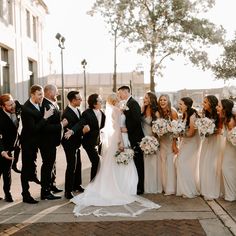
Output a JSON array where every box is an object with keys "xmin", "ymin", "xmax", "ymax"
[{"xmin": 10, "ymin": 114, "xmax": 19, "ymax": 127}]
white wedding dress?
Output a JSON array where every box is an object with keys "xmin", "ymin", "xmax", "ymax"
[{"xmin": 71, "ymin": 103, "xmax": 161, "ymax": 217}]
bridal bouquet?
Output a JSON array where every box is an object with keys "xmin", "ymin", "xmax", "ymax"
[
  {"xmin": 114, "ymin": 148, "xmax": 134, "ymax": 165},
  {"xmin": 195, "ymin": 117, "xmax": 215, "ymax": 139},
  {"xmin": 170, "ymin": 120, "xmax": 186, "ymax": 138},
  {"xmin": 152, "ymin": 118, "xmax": 171, "ymax": 137},
  {"xmin": 227, "ymin": 127, "xmax": 236, "ymax": 146},
  {"xmin": 140, "ymin": 136, "xmax": 160, "ymax": 155}
]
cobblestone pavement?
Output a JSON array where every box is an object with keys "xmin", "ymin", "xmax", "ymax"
[{"xmin": 0, "ymin": 220, "xmax": 206, "ymax": 236}]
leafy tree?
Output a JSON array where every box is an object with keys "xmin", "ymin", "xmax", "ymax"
[
  {"xmin": 212, "ymin": 35, "xmax": 236, "ymax": 81},
  {"xmin": 90, "ymin": 0, "xmax": 225, "ymax": 92}
]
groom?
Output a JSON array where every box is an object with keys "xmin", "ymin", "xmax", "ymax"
[{"xmin": 118, "ymin": 86, "xmax": 144, "ymax": 195}]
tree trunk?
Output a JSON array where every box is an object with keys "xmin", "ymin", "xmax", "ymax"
[{"xmin": 150, "ymin": 46, "xmax": 156, "ymax": 92}]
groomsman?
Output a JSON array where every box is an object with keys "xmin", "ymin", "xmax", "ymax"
[
  {"xmin": 118, "ymin": 86, "xmax": 144, "ymax": 195},
  {"xmin": 68, "ymin": 94, "xmax": 105, "ymax": 181},
  {"xmin": 61, "ymin": 91, "xmax": 89, "ymax": 199},
  {"xmin": 21, "ymin": 85, "xmax": 53, "ymax": 203},
  {"xmin": 0, "ymin": 94, "xmax": 18, "ymax": 202},
  {"xmin": 40, "ymin": 84, "xmax": 67, "ymax": 200}
]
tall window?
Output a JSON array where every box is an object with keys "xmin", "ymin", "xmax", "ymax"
[
  {"xmin": 0, "ymin": 47, "xmax": 10, "ymax": 94},
  {"xmin": 0, "ymin": 0, "xmax": 13, "ymax": 25},
  {"xmin": 26, "ymin": 10, "xmax": 37, "ymax": 42},
  {"xmin": 28, "ymin": 59, "xmax": 34, "ymax": 89},
  {"xmin": 26, "ymin": 10, "xmax": 30, "ymax": 37},
  {"xmin": 32, "ymin": 16, "xmax": 37, "ymax": 42}
]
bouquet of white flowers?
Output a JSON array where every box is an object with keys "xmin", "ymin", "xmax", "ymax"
[
  {"xmin": 170, "ymin": 120, "xmax": 186, "ymax": 138},
  {"xmin": 195, "ymin": 117, "xmax": 215, "ymax": 139},
  {"xmin": 227, "ymin": 127, "xmax": 236, "ymax": 146},
  {"xmin": 114, "ymin": 148, "xmax": 134, "ymax": 165},
  {"xmin": 140, "ymin": 136, "xmax": 160, "ymax": 155},
  {"xmin": 152, "ymin": 118, "xmax": 171, "ymax": 137}
]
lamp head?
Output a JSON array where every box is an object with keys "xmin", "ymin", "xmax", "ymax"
[
  {"xmin": 55, "ymin": 33, "xmax": 61, "ymax": 40},
  {"xmin": 81, "ymin": 59, "xmax": 87, "ymax": 67}
]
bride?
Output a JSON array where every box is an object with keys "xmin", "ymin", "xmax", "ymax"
[{"xmin": 71, "ymin": 93, "xmax": 161, "ymax": 217}]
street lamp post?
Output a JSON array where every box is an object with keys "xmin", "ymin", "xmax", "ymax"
[
  {"xmin": 81, "ymin": 59, "xmax": 87, "ymax": 109},
  {"xmin": 55, "ymin": 33, "xmax": 65, "ymax": 111}
]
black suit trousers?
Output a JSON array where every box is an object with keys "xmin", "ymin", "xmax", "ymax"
[
  {"xmin": 0, "ymin": 157, "xmax": 12, "ymax": 195},
  {"xmin": 39, "ymin": 146, "xmax": 56, "ymax": 192},
  {"xmin": 63, "ymin": 146, "xmax": 82, "ymax": 192},
  {"xmin": 21, "ymin": 145, "xmax": 38, "ymax": 197},
  {"xmin": 83, "ymin": 144, "xmax": 100, "ymax": 181},
  {"xmin": 133, "ymin": 146, "xmax": 144, "ymax": 193}
]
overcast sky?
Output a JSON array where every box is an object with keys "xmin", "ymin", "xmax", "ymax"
[{"xmin": 44, "ymin": 0, "xmax": 236, "ymax": 92}]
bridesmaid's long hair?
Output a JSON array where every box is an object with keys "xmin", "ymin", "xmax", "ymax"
[
  {"xmin": 181, "ymin": 97, "xmax": 199, "ymax": 128},
  {"xmin": 221, "ymin": 99, "xmax": 235, "ymax": 124},
  {"xmin": 142, "ymin": 92, "xmax": 158, "ymax": 120},
  {"xmin": 203, "ymin": 95, "xmax": 220, "ymax": 128},
  {"xmin": 158, "ymin": 94, "xmax": 172, "ymax": 120}
]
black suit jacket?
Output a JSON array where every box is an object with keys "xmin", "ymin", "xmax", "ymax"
[
  {"xmin": 61, "ymin": 106, "xmax": 84, "ymax": 149},
  {"xmin": 124, "ymin": 97, "xmax": 144, "ymax": 146},
  {"xmin": 20, "ymin": 99, "xmax": 47, "ymax": 148},
  {"xmin": 0, "ymin": 108, "xmax": 18, "ymax": 155},
  {"xmin": 74, "ymin": 108, "xmax": 105, "ymax": 147},
  {"xmin": 40, "ymin": 98, "xmax": 62, "ymax": 147}
]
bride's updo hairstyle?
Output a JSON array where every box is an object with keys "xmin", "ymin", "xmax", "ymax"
[{"xmin": 106, "ymin": 93, "xmax": 118, "ymax": 106}]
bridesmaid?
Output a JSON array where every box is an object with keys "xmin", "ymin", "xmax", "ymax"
[
  {"xmin": 156, "ymin": 94, "xmax": 178, "ymax": 195},
  {"xmin": 141, "ymin": 92, "xmax": 161, "ymax": 193},
  {"xmin": 199, "ymin": 95, "xmax": 224, "ymax": 201},
  {"xmin": 217, "ymin": 99, "xmax": 236, "ymax": 201},
  {"xmin": 176, "ymin": 97, "xmax": 201, "ymax": 198}
]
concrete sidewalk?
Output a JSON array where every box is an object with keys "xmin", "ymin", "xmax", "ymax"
[{"xmin": 0, "ymin": 146, "xmax": 235, "ymax": 235}]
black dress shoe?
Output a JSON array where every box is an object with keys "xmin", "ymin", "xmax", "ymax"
[
  {"xmin": 12, "ymin": 165, "xmax": 21, "ymax": 173},
  {"xmin": 137, "ymin": 190, "xmax": 144, "ymax": 195},
  {"xmin": 23, "ymin": 196, "xmax": 39, "ymax": 204},
  {"xmin": 51, "ymin": 186, "xmax": 63, "ymax": 193},
  {"xmin": 73, "ymin": 186, "xmax": 84, "ymax": 193},
  {"xmin": 64, "ymin": 192, "xmax": 74, "ymax": 200},
  {"xmin": 41, "ymin": 192, "xmax": 61, "ymax": 200},
  {"xmin": 5, "ymin": 194, "xmax": 13, "ymax": 202}
]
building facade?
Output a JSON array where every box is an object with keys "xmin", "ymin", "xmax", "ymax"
[
  {"xmin": 0, "ymin": 0, "xmax": 48, "ymax": 103},
  {"xmin": 47, "ymin": 71, "xmax": 148, "ymax": 110}
]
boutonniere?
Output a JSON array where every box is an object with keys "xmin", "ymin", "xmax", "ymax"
[{"xmin": 119, "ymin": 101, "xmax": 129, "ymax": 111}]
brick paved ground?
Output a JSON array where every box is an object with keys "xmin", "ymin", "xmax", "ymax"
[{"xmin": 0, "ymin": 220, "xmax": 206, "ymax": 236}]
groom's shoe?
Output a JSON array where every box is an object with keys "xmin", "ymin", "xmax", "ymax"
[
  {"xmin": 73, "ymin": 186, "xmax": 84, "ymax": 193},
  {"xmin": 137, "ymin": 190, "xmax": 144, "ymax": 195},
  {"xmin": 64, "ymin": 192, "xmax": 74, "ymax": 200}
]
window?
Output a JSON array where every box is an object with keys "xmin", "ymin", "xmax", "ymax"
[
  {"xmin": 28, "ymin": 59, "xmax": 34, "ymax": 88},
  {"xmin": 0, "ymin": 47, "xmax": 10, "ymax": 94},
  {"xmin": 32, "ymin": 16, "xmax": 37, "ymax": 41},
  {"xmin": 26, "ymin": 10, "xmax": 30, "ymax": 37},
  {"xmin": 0, "ymin": 0, "xmax": 13, "ymax": 25}
]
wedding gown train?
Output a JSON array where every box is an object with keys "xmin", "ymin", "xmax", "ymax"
[{"xmin": 71, "ymin": 103, "xmax": 161, "ymax": 217}]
